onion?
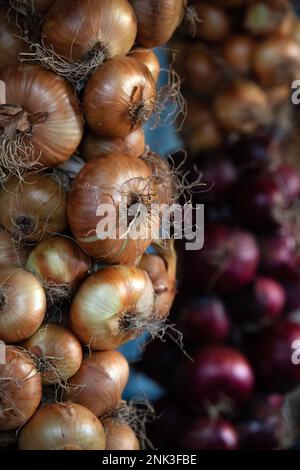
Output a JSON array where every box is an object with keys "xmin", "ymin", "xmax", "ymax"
[
  {"xmin": 0, "ymin": 227, "xmax": 29, "ymax": 269},
  {"xmin": 250, "ymin": 319, "xmax": 300, "ymax": 391},
  {"xmin": 139, "ymin": 242, "xmax": 177, "ymax": 319},
  {"xmin": 0, "ymin": 64, "xmax": 83, "ymax": 173},
  {"xmin": 179, "ymin": 417, "xmax": 238, "ymax": 450},
  {"xmin": 40, "ymin": 0, "xmax": 137, "ymax": 82},
  {"xmin": 229, "ymin": 277, "xmax": 285, "ymax": 327},
  {"xmin": 83, "ymin": 56, "xmax": 156, "ymax": 139},
  {"xmin": 232, "ymin": 165, "xmax": 300, "ymax": 231},
  {"xmin": 176, "ymin": 345, "xmax": 255, "ymax": 407},
  {"xmin": 222, "ymin": 35, "xmax": 255, "ymax": 75},
  {"xmin": 80, "ymin": 128, "xmax": 145, "ymax": 162},
  {"xmin": 181, "ymin": 223, "xmax": 259, "ymax": 294},
  {"xmin": 213, "ymin": 79, "xmax": 271, "ymax": 134},
  {"xmin": 178, "ymin": 295, "xmax": 230, "ymax": 344},
  {"xmin": 0, "ymin": 346, "xmax": 42, "ymax": 431},
  {"xmin": 23, "ymin": 324, "xmax": 83, "ymax": 384},
  {"xmin": 131, "ymin": 0, "xmax": 186, "ymax": 47},
  {"xmin": 259, "ymin": 228, "xmax": 300, "ymax": 280},
  {"xmin": 0, "ymin": 172, "xmax": 67, "ymax": 242},
  {"xmin": 67, "ymin": 154, "xmax": 158, "ymax": 264},
  {"xmin": 0, "ymin": 7, "xmax": 29, "ymax": 68},
  {"xmin": 129, "ymin": 48, "xmax": 160, "ymax": 83},
  {"xmin": 253, "ymin": 37, "xmax": 300, "ymax": 87},
  {"xmin": 192, "ymin": 1, "xmax": 230, "ymax": 42},
  {"xmin": 64, "ymin": 351, "xmax": 129, "ymax": 417},
  {"xmin": 103, "ymin": 418, "xmax": 140, "ymax": 450},
  {"xmin": 26, "ymin": 236, "xmax": 91, "ymax": 293},
  {"xmin": 177, "ymin": 44, "xmax": 221, "ymax": 96},
  {"xmin": 182, "ymin": 101, "xmax": 222, "ymax": 153},
  {"xmin": 70, "ymin": 265, "xmax": 154, "ymax": 350},
  {"xmin": 245, "ymin": 0, "xmax": 294, "ymax": 36},
  {"xmin": 0, "ymin": 267, "xmax": 46, "ymax": 343},
  {"xmin": 18, "ymin": 403, "xmax": 106, "ymax": 450}
]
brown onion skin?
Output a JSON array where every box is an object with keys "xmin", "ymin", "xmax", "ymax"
[
  {"xmin": 129, "ymin": 48, "xmax": 160, "ymax": 83},
  {"xmin": 84, "ymin": 56, "xmax": 156, "ymax": 139},
  {"xmin": 223, "ymin": 35, "xmax": 255, "ymax": 75},
  {"xmin": 183, "ymin": 101, "xmax": 222, "ymax": 153},
  {"xmin": 70, "ymin": 265, "xmax": 154, "ymax": 350},
  {"xmin": 23, "ymin": 324, "xmax": 83, "ymax": 384},
  {"xmin": 0, "ymin": 173, "xmax": 67, "ymax": 243},
  {"xmin": 131, "ymin": 0, "xmax": 186, "ymax": 47},
  {"xmin": 139, "ymin": 253, "xmax": 176, "ymax": 318},
  {"xmin": 26, "ymin": 236, "xmax": 90, "ymax": 287},
  {"xmin": 0, "ymin": 64, "xmax": 83, "ymax": 167},
  {"xmin": 18, "ymin": 403, "xmax": 106, "ymax": 450},
  {"xmin": 0, "ymin": 227, "xmax": 30, "ymax": 269},
  {"xmin": 0, "ymin": 7, "xmax": 29, "ymax": 68},
  {"xmin": 68, "ymin": 153, "xmax": 157, "ymax": 264},
  {"xmin": 253, "ymin": 37, "xmax": 300, "ymax": 87},
  {"xmin": 214, "ymin": 80, "xmax": 271, "ymax": 134},
  {"xmin": 80, "ymin": 128, "xmax": 145, "ymax": 162},
  {"xmin": 43, "ymin": 0, "xmax": 137, "ymax": 61},
  {"xmin": 192, "ymin": 1, "xmax": 230, "ymax": 43},
  {"xmin": 0, "ymin": 268, "xmax": 46, "ymax": 343},
  {"xmin": 103, "ymin": 419, "xmax": 140, "ymax": 450},
  {"xmin": 64, "ymin": 351, "xmax": 129, "ymax": 417},
  {"xmin": 0, "ymin": 346, "xmax": 42, "ymax": 431}
]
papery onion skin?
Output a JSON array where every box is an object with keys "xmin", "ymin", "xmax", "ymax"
[
  {"xmin": 0, "ymin": 227, "xmax": 30, "ymax": 269},
  {"xmin": 70, "ymin": 265, "xmax": 154, "ymax": 350},
  {"xmin": 43, "ymin": 0, "xmax": 137, "ymax": 62},
  {"xmin": 214, "ymin": 79, "xmax": 271, "ymax": 134},
  {"xmin": 129, "ymin": 48, "xmax": 160, "ymax": 83},
  {"xmin": 64, "ymin": 351, "xmax": 129, "ymax": 417},
  {"xmin": 0, "ymin": 172, "xmax": 67, "ymax": 242},
  {"xmin": 23, "ymin": 324, "xmax": 83, "ymax": 384},
  {"xmin": 0, "ymin": 7, "xmax": 29, "ymax": 67},
  {"xmin": 0, "ymin": 64, "xmax": 83, "ymax": 167},
  {"xmin": 26, "ymin": 236, "xmax": 90, "ymax": 287},
  {"xmin": 18, "ymin": 403, "xmax": 106, "ymax": 450},
  {"xmin": 103, "ymin": 418, "xmax": 140, "ymax": 450},
  {"xmin": 0, "ymin": 346, "xmax": 42, "ymax": 431},
  {"xmin": 67, "ymin": 153, "xmax": 157, "ymax": 264},
  {"xmin": 253, "ymin": 37, "xmax": 300, "ymax": 87},
  {"xmin": 80, "ymin": 128, "xmax": 145, "ymax": 162},
  {"xmin": 83, "ymin": 56, "xmax": 156, "ymax": 139},
  {"xmin": 131, "ymin": 0, "xmax": 186, "ymax": 48},
  {"xmin": 0, "ymin": 268, "xmax": 46, "ymax": 343}
]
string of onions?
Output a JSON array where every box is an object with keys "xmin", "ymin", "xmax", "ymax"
[
  {"xmin": 79, "ymin": 128, "xmax": 145, "ymax": 162},
  {"xmin": 0, "ymin": 346, "xmax": 42, "ymax": 431},
  {"xmin": 0, "ymin": 267, "xmax": 46, "ymax": 343},
  {"xmin": 26, "ymin": 236, "xmax": 91, "ymax": 302},
  {"xmin": 0, "ymin": 64, "xmax": 83, "ymax": 178},
  {"xmin": 23, "ymin": 0, "xmax": 138, "ymax": 84},
  {"xmin": 23, "ymin": 324, "xmax": 83, "ymax": 385},
  {"xmin": 83, "ymin": 56, "xmax": 156, "ymax": 139},
  {"xmin": 70, "ymin": 265, "xmax": 155, "ymax": 350},
  {"xmin": 64, "ymin": 351, "xmax": 129, "ymax": 417},
  {"xmin": 0, "ymin": 172, "xmax": 67, "ymax": 243},
  {"xmin": 67, "ymin": 153, "xmax": 159, "ymax": 265},
  {"xmin": 0, "ymin": 227, "xmax": 30, "ymax": 269},
  {"xmin": 18, "ymin": 403, "xmax": 106, "ymax": 450},
  {"xmin": 131, "ymin": 0, "xmax": 187, "ymax": 47}
]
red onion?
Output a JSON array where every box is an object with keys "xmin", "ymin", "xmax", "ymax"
[
  {"xmin": 178, "ymin": 296, "xmax": 230, "ymax": 343},
  {"xmin": 179, "ymin": 417, "xmax": 238, "ymax": 450},
  {"xmin": 181, "ymin": 223, "xmax": 259, "ymax": 294},
  {"xmin": 176, "ymin": 345, "xmax": 255, "ymax": 408}
]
